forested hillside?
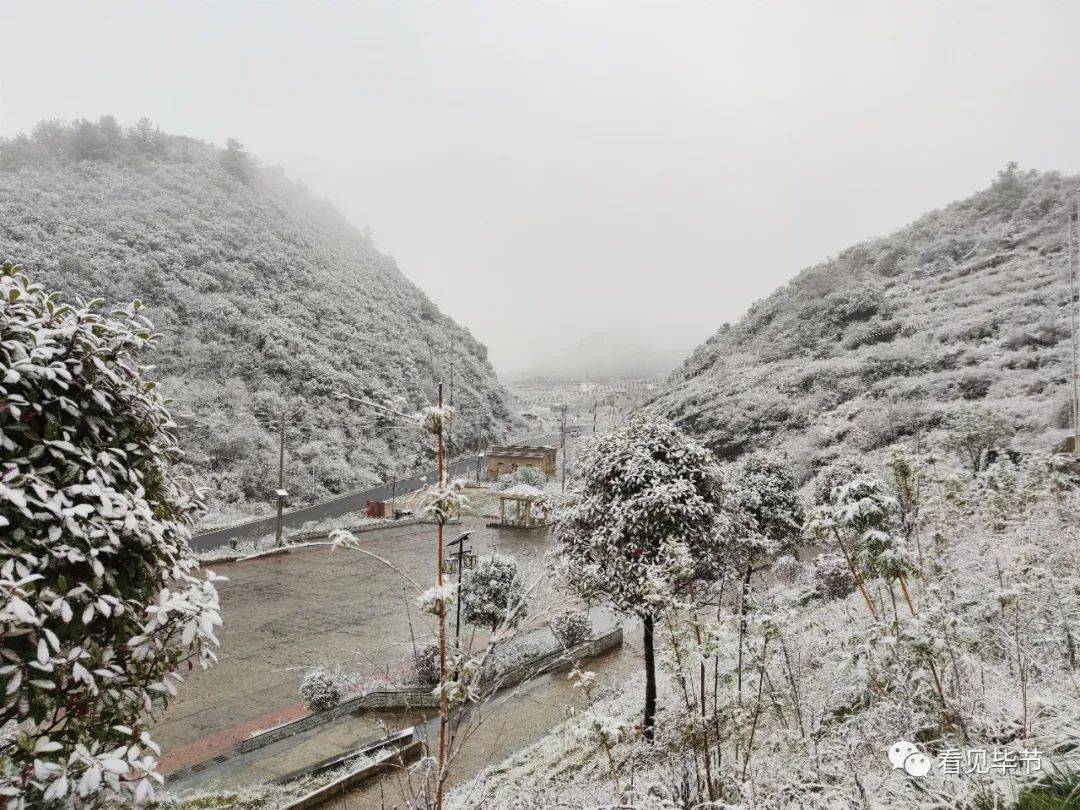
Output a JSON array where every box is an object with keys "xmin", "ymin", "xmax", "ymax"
[
  {"xmin": 653, "ymin": 165, "xmax": 1077, "ymax": 480},
  {"xmin": 0, "ymin": 118, "xmax": 517, "ymax": 522}
]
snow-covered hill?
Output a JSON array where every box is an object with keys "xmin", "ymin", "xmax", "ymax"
[
  {"xmin": 0, "ymin": 118, "xmax": 517, "ymax": 517},
  {"xmin": 652, "ymin": 166, "xmax": 1077, "ymax": 481}
]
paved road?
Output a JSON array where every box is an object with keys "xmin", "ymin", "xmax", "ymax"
[{"xmin": 190, "ymin": 433, "xmax": 561, "ymax": 552}]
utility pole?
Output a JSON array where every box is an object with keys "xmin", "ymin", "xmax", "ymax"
[
  {"xmin": 444, "ymin": 532, "xmax": 475, "ymax": 651},
  {"xmin": 448, "ymin": 335, "xmax": 455, "ymax": 459},
  {"xmin": 278, "ymin": 409, "xmax": 286, "ymax": 490},
  {"xmin": 592, "ymin": 400, "xmax": 597, "ymax": 434},
  {"xmin": 560, "ymin": 403, "xmax": 568, "ymax": 493}
]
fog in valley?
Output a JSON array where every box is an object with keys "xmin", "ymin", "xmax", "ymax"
[{"xmin": 5, "ymin": 1, "xmax": 1080, "ymax": 377}]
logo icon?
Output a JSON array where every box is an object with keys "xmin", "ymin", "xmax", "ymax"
[{"xmin": 888, "ymin": 740, "xmax": 932, "ymax": 777}]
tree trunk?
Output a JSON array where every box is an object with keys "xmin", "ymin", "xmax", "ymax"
[{"xmin": 643, "ymin": 612, "xmax": 656, "ymax": 742}]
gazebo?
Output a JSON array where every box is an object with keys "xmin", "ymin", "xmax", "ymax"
[{"xmin": 493, "ymin": 483, "xmax": 549, "ymax": 529}]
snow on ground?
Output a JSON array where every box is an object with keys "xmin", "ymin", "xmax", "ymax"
[{"xmin": 450, "ymin": 451, "xmax": 1080, "ymax": 809}]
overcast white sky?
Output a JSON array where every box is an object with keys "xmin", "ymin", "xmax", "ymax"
[{"xmin": 3, "ymin": 1, "xmax": 1080, "ymax": 377}]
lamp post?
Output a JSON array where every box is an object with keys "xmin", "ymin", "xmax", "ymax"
[
  {"xmin": 475, "ymin": 453, "xmax": 484, "ymax": 485},
  {"xmin": 442, "ymin": 531, "xmax": 477, "ymax": 650}
]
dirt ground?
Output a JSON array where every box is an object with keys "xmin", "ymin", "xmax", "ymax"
[{"xmin": 154, "ymin": 516, "xmax": 561, "ymax": 768}]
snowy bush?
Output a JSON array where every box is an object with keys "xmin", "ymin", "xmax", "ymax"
[
  {"xmin": 496, "ymin": 466, "xmax": 547, "ymax": 491},
  {"xmin": 944, "ymin": 406, "xmax": 1015, "ymax": 475},
  {"xmin": 486, "ymin": 639, "xmax": 552, "ymax": 675},
  {"xmin": 728, "ymin": 451, "xmax": 804, "ymax": 558},
  {"xmin": 412, "ymin": 641, "xmax": 441, "ymax": 687},
  {"xmin": 771, "ymin": 554, "xmax": 801, "ymax": 586},
  {"xmin": 811, "ymin": 457, "xmax": 869, "ymax": 506},
  {"xmin": 0, "ymin": 262, "xmax": 223, "ymax": 806},
  {"xmin": 462, "ymin": 553, "xmax": 527, "ymax": 632},
  {"xmin": 811, "ymin": 553, "xmax": 855, "ymax": 599},
  {"xmin": 298, "ymin": 667, "xmax": 346, "ymax": 713},
  {"xmin": 551, "ymin": 611, "xmax": 593, "ymax": 648}
]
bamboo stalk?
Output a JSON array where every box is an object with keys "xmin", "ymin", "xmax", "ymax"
[
  {"xmin": 832, "ymin": 527, "xmax": 878, "ymax": 620},
  {"xmin": 896, "ymin": 571, "xmax": 952, "ymax": 732},
  {"xmin": 688, "ymin": 581, "xmax": 716, "ymax": 802}
]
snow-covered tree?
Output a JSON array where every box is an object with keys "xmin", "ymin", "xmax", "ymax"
[
  {"xmin": 727, "ymin": 450, "xmax": 805, "ymax": 596},
  {"xmin": 806, "ymin": 476, "xmax": 907, "ymax": 618},
  {"xmin": 0, "ymin": 262, "xmax": 223, "ymax": 806},
  {"xmin": 461, "ymin": 553, "xmax": 527, "ymax": 633},
  {"xmin": 728, "ymin": 452, "xmax": 804, "ymax": 553},
  {"xmin": 555, "ymin": 413, "xmax": 746, "ymax": 740},
  {"xmin": 944, "ymin": 407, "xmax": 1015, "ymax": 476}
]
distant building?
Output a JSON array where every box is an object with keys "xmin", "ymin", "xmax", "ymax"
[{"xmin": 485, "ymin": 445, "xmax": 557, "ymax": 479}]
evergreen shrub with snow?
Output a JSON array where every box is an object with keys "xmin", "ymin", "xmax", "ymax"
[
  {"xmin": 496, "ymin": 466, "xmax": 547, "ymax": 491},
  {"xmin": 0, "ymin": 262, "xmax": 223, "ymax": 806},
  {"xmin": 729, "ymin": 451, "xmax": 805, "ymax": 563},
  {"xmin": 551, "ymin": 611, "xmax": 593, "ymax": 649},
  {"xmin": 461, "ymin": 553, "xmax": 527, "ymax": 632},
  {"xmin": 944, "ymin": 406, "xmax": 1015, "ymax": 475},
  {"xmin": 298, "ymin": 667, "xmax": 345, "ymax": 713}
]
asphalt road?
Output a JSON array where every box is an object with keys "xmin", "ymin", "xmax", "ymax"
[{"xmin": 190, "ymin": 433, "xmax": 561, "ymax": 552}]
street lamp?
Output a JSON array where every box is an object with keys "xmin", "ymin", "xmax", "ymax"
[
  {"xmin": 475, "ymin": 453, "xmax": 484, "ymax": 485},
  {"xmin": 443, "ymin": 531, "xmax": 477, "ymax": 650}
]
